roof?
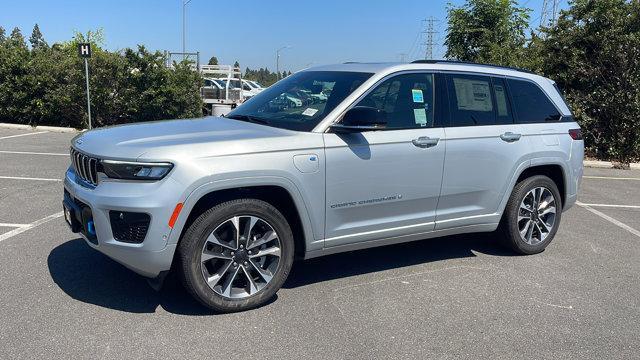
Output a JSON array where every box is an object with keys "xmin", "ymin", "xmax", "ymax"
[{"xmin": 307, "ymin": 61, "xmax": 543, "ymax": 81}]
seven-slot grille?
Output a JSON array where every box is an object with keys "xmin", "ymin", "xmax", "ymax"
[{"xmin": 70, "ymin": 147, "xmax": 99, "ymax": 186}]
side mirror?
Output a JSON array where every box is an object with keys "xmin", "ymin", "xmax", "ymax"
[{"xmin": 330, "ymin": 106, "xmax": 387, "ymax": 133}]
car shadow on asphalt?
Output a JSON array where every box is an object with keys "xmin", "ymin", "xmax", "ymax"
[{"xmin": 48, "ymin": 234, "xmax": 515, "ymax": 315}]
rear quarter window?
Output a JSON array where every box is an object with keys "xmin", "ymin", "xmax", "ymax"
[{"xmin": 507, "ymin": 79, "xmax": 561, "ymax": 123}]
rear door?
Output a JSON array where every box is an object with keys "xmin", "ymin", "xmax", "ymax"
[
  {"xmin": 436, "ymin": 74, "xmax": 530, "ymax": 229},
  {"xmin": 323, "ymin": 72, "xmax": 446, "ymax": 247}
]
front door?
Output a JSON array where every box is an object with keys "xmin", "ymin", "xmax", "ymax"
[{"xmin": 323, "ymin": 72, "xmax": 446, "ymax": 247}]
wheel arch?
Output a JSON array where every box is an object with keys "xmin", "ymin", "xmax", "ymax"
[
  {"xmin": 168, "ymin": 177, "xmax": 316, "ymax": 260},
  {"xmin": 513, "ymin": 162, "xmax": 568, "ymax": 209}
]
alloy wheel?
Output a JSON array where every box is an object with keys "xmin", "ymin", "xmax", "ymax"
[
  {"xmin": 200, "ymin": 215, "xmax": 282, "ymax": 299},
  {"xmin": 517, "ymin": 186, "xmax": 557, "ymax": 245}
]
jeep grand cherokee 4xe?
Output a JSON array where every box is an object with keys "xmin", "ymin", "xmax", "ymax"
[{"xmin": 63, "ymin": 61, "xmax": 584, "ymax": 312}]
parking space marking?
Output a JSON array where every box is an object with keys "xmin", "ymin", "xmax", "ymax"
[
  {"xmin": 0, "ymin": 176, "xmax": 62, "ymax": 182},
  {"xmin": 583, "ymin": 175, "xmax": 640, "ymax": 181},
  {"xmin": 0, "ymin": 211, "xmax": 63, "ymax": 243},
  {"xmin": 0, "ymin": 131, "xmax": 48, "ymax": 140},
  {"xmin": 578, "ymin": 203, "xmax": 640, "ymax": 209},
  {"xmin": 577, "ymin": 202, "xmax": 640, "ymax": 238},
  {"xmin": 0, "ymin": 150, "xmax": 67, "ymax": 156},
  {"xmin": 0, "ymin": 223, "xmax": 29, "ymax": 228}
]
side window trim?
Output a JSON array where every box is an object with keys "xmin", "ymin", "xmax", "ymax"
[{"xmin": 334, "ymin": 70, "xmax": 441, "ymax": 131}]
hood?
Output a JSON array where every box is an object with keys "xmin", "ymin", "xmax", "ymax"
[{"xmin": 72, "ymin": 116, "xmax": 313, "ymax": 161}]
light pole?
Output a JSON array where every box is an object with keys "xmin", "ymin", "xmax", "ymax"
[
  {"xmin": 182, "ymin": 0, "xmax": 193, "ymax": 60},
  {"xmin": 276, "ymin": 45, "xmax": 291, "ymax": 80}
]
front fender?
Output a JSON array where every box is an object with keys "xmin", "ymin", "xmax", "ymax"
[{"xmin": 166, "ymin": 175, "xmax": 322, "ymax": 253}]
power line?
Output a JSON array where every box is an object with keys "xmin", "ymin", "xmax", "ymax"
[
  {"xmin": 540, "ymin": 0, "xmax": 560, "ymax": 28},
  {"xmin": 422, "ymin": 17, "xmax": 439, "ymax": 60}
]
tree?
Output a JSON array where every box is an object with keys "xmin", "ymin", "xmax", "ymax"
[
  {"xmin": 207, "ymin": 56, "xmax": 218, "ymax": 65},
  {"xmin": 534, "ymin": 0, "xmax": 640, "ymax": 165},
  {"xmin": 29, "ymin": 24, "xmax": 48, "ymax": 50},
  {"xmin": 0, "ymin": 26, "xmax": 5, "ymax": 43},
  {"xmin": 445, "ymin": 0, "xmax": 531, "ymax": 67},
  {"xmin": 233, "ymin": 60, "xmax": 240, "ymax": 68},
  {"xmin": 9, "ymin": 27, "xmax": 27, "ymax": 49}
]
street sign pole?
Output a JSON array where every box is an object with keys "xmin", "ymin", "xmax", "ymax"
[
  {"xmin": 83, "ymin": 57, "xmax": 92, "ymax": 130},
  {"xmin": 78, "ymin": 43, "xmax": 92, "ymax": 129}
]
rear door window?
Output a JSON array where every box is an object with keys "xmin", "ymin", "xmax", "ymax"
[
  {"xmin": 507, "ymin": 79, "xmax": 561, "ymax": 123},
  {"xmin": 447, "ymin": 74, "xmax": 496, "ymax": 126},
  {"xmin": 492, "ymin": 77, "xmax": 514, "ymax": 124}
]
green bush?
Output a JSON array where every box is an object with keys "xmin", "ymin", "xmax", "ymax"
[{"xmin": 0, "ymin": 27, "xmax": 203, "ymax": 129}]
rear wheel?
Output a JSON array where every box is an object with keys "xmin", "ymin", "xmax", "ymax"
[
  {"xmin": 177, "ymin": 199, "xmax": 294, "ymax": 312},
  {"xmin": 500, "ymin": 175, "xmax": 562, "ymax": 254}
]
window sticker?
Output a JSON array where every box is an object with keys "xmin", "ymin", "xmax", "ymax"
[
  {"xmin": 302, "ymin": 108, "xmax": 319, "ymax": 116},
  {"xmin": 414, "ymin": 108, "xmax": 428, "ymax": 126},
  {"xmin": 411, "ymin": 89, "xmax": 424, "ymax": 103},
  {"xmin": 453, "ymin": 78, "xmax": 493, "ymax": 112}
]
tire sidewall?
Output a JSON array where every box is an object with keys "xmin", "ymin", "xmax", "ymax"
[{"xmin": 179, "ymin": 199, "xmax": 294, "ymax": 312}]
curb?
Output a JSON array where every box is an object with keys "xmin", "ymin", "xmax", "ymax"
[
  {"xmin": 0, "ymin": 123, "xmax": 82, "ymax": 133},
  {"xmin": 584, "ymin": 160, "xmax": 640, "ymax": 170}
]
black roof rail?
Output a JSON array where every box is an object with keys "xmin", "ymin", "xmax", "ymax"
[{"xmin": 410, "ymin": 59, "xmax": 534, "ymax": 74}]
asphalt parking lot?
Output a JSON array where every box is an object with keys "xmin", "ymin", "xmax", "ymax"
[{"xmin": 1, "ymin": 127, "xmax": 639, "ymax": 359}]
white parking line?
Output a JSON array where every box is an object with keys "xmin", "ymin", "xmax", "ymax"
[
  {"xmin": 583, "ymin": 176, "xmax": 640, "ymax": 181},
  {"xmin": 578, "ymin": 203, "xmax": 640, "ymax": 209},
  {"xmin": 0, "ymin": 211, "xmax": 64, "ymax": 243},
  {"xmin": 0, "ymin": 176, "xmax": 62, "ymax": 182},
  {"xmin": 0, "ymin": 223, "xmax": 29, "ymax": 228},
  {"xmin": 0, "ymin": 131, "xmax": 48, "ymax": 140},
  {"xmin": 0, "ymin": 150, "xmax": 67, "ymax": 156},
  {"xmin": 577, "ymin": 202, "xmax": 640, "ymax": 238}
]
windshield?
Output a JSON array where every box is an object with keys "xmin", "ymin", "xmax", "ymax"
[{"xmin": 227, "ymin": 71, "xmax": 372, "ymax": 131}]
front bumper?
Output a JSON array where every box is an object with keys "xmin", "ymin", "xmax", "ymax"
[{"xmin": 63, "ymin": 167, "xmax": 183, "ymax": 278}]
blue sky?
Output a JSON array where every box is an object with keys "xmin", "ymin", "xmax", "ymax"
[{"xmin": 1, "ymin": 0, "xmax": 567, "ymax": 71}]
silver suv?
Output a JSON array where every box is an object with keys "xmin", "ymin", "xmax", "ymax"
[{"xmin": 63, "ymin": 61, "xmax": 584, "ymax": 312}]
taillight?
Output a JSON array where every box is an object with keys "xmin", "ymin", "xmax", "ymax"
[{"xmin": 568, "ymin": 129, "xmax": 582, "ymax": 140}]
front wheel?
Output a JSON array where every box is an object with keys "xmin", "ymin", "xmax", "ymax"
[
  {"xmin": 500, "ymin": 175, "xmax": 562, "ymax": 255},
  {"xmin": 177, "ymin": 199, "xmax": 294, "ymax": 312}
]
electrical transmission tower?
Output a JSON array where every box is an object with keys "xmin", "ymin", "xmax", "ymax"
[
  {"xmin": 422, "ymin": 17, "xmax": 439, "ymax": 60},
  {"xmin": 540, "ymin": 0, "xmax": 560, "ymax": 28}
]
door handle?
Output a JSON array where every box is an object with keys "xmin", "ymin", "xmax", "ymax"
[
  {"xmin": 412, "ymin": 136, "xmax": 439, "ymax": 148},
  {"xmin": 500, "ymin": 132, "xmax": 522, "ymax": 142}
]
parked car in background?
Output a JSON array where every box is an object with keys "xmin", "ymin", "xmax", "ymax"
[{"xmin": 63, "ymin": 60, "xmax": 583, "ymax": 312}]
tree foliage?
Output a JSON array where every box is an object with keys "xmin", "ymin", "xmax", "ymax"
[
  {"xmin": 207, "ymin": 56, "xmax": 218, "ymax": 65},
  {"xmin": 445, "ymin": 0, "xmax": 531, "ymax": 66},
  {"xmin": 0, "ymin": 26, "xmax": 203, "ymax": 129},
  {"xmin": 533, "ymin": 0, "xmax": 640, "ymax": 164},
  {"xmin": 445, "ymin": 0, "xmax": 640, "ymax": 164}
]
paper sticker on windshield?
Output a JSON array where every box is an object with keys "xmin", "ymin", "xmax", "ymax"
[
  {"xmin": 412, "ymin": 89, "xmax": 424, "ymax": 103},
  {"xmin": 302, "ymin": 108, "xmax": 319, "ymax": 116},
  {"xmin": 414, "ymin": 108, "xmax": 427, "ymax": 126}
]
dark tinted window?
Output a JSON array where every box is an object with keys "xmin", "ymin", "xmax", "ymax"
[
  {"xmin": 356, "ymin": 73, "xmax": 435, "ymax": 129},
  {"xmin": 492, "ymin": 77, "xmax": 513, "ymax": 124},
  {"xmin": 447, "ymin": 74, "xmax": 496, "ymax": 126},
  {"xmin": 508, "ymin": 79, "xmax": 561, "ymax": 123}
]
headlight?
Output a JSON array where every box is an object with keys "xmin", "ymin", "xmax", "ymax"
[{"xmin": 100, "ymin": 160, "xmax": 173, "ymax": 180}]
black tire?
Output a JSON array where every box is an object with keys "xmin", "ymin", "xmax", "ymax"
[
  {"xmin": 177, "ymin": 198, "xmax": 294, "ymax": 312},
  {"xmin": 500, "ymin": 175, "xmax": 562, "ymax": 255}
]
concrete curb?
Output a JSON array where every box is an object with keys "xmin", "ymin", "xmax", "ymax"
[
  {"xmin": 584, "ymin": 160, "xmax": 640, "ymax": 170},
  {"xmin": 0, "ymin": 123, "xmax": 82, "ymax": 133}
]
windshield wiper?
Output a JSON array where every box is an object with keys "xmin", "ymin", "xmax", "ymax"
[{"xmin": 226, "ymin": 114, "xmax": 269, "ymax": 125}]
